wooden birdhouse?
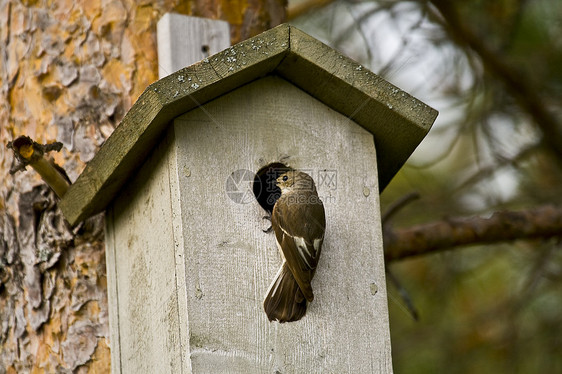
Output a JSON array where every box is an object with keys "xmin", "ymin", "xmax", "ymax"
[{"xmin": 60, "ymin": 16, "xmax": 437, "ymax": 374}]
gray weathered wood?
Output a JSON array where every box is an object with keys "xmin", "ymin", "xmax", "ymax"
[
  {"xmin": 106, "ymin": 131, "xmax": 186, "ymax": 373},
  {"xmin": 60, "ymin": 22, "xmax": 438, "ymax": 230},
  {"xmin": 106, "ymin": 76, "xmax": 392, "ymax": 372},
  {"xmin": 157, "ymin": 14, "xmax": 230, "ymax": 78}
]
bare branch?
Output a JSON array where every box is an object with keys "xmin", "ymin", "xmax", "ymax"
[{"xmin": 384, "ymin": 205, "xmax": 562, "ymax": 262}]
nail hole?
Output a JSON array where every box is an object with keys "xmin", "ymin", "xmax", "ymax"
[{"xmin": 201, "ymin": 45, "xmax": 210, "ymax": 57}]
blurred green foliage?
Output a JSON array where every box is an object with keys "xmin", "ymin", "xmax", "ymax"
[{"xmin": 291, "ymin": 0, "xmax": 562, "ymax": 372}]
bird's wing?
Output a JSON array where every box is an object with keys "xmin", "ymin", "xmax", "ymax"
[{"xmin": 272, "ymin": 192, "xmax": 325, "ymax": 301}]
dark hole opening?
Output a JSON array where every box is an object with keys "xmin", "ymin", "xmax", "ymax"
[
  {"xmin": 201, "ymin": 45, "xmax": 210, "ymax": 57},
  {"xmin": 253, "ymin": 163, "xmax": 292, "ymax": 213}
]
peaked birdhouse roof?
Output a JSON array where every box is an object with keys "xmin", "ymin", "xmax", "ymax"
[{"xmin": 59, "ymin": 24, "xmax": 438, "ymax": 225}]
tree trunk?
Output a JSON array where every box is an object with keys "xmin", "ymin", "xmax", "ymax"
[{"xmin": 0, "ymin": 0, "xmax": 285, "ymax": 371}]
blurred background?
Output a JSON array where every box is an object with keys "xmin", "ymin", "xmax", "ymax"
[{"xmin": 288, "ymin": 1, "xmax": 562, "ymax": 372}]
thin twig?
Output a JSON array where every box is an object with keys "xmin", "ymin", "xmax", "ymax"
[
  {"xmin": 7, "ymin": 136, "xmax": 70, "ymax": 198},
  {"xmin": 382, "ymin": 192, "xmax": 420, "ymax": 224},
  {"xmin": 386, "ymin": 268, "xmax": 419, "ymax": 321},
  {"xmin": 428, "ymin": 0, "xmax": 562, "ymax": 163}
]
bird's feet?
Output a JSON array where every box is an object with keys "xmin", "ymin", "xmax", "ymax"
[{"xmin": 262, "ymin": 214, "xmax": 272, "ymax": 233}]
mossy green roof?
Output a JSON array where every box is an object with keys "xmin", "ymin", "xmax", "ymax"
[{"xmin": 60, "ymin": 24, "xmax": 438, "ymax": 225}]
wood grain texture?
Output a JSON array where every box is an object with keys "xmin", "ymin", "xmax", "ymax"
[
  {"xmin": 171, "ymin": 76, "xmax": 392, "ymax": 372},
  {"xmin": 106, "ymin": 75, "xmax": 394, "ymax": 372},
  {"xmin": 60, "ymin": 22, "xmax": 437, "ymax": 227},
  {"xmin": 157, "ymin": 14, "xmax": 230, "ymax": 79},
  {"xmin": 106, "ymin": 130, "xmax": 187, "ymax": 374}
]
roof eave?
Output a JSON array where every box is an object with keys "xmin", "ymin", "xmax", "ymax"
[{"xmin": 60, "ymin": 24, "xmax": 437, "ymax": 226}]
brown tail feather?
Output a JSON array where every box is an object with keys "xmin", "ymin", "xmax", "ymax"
[{"xmin": 263, "ymin": 263, "xmax": 307, "ymax": 323}]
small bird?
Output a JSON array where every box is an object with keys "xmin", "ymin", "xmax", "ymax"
[{"xmin": 263, "ymin": 170, "xmax": 326, "ymax": 323}]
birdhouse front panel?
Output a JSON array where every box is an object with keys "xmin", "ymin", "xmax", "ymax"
[
  {"xmin": 105, "ymin": 75, "xmax": 392, "ymax": 373},
  {"xmin": 172, "ymin": 75, "xmax": 390, "ymax": 372}
]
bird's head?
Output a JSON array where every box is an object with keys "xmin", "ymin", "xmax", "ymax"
[{"xmin": 276, "ymin": 170, "xmax": 316, "ymax": 194}]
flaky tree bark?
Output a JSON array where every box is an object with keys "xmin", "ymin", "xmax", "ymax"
[{"xmin": 0, "ymin": 0, "xmax": 285, "ymax": 371}]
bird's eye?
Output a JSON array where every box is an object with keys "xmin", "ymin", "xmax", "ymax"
[{"xmin": 282, "ymin": 175, "xmax": 288, "ymax": 182}]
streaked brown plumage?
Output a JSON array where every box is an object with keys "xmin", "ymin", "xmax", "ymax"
[{"xmin": 263, "ymin": 170, "xmax": 326, "ymax": 323}]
